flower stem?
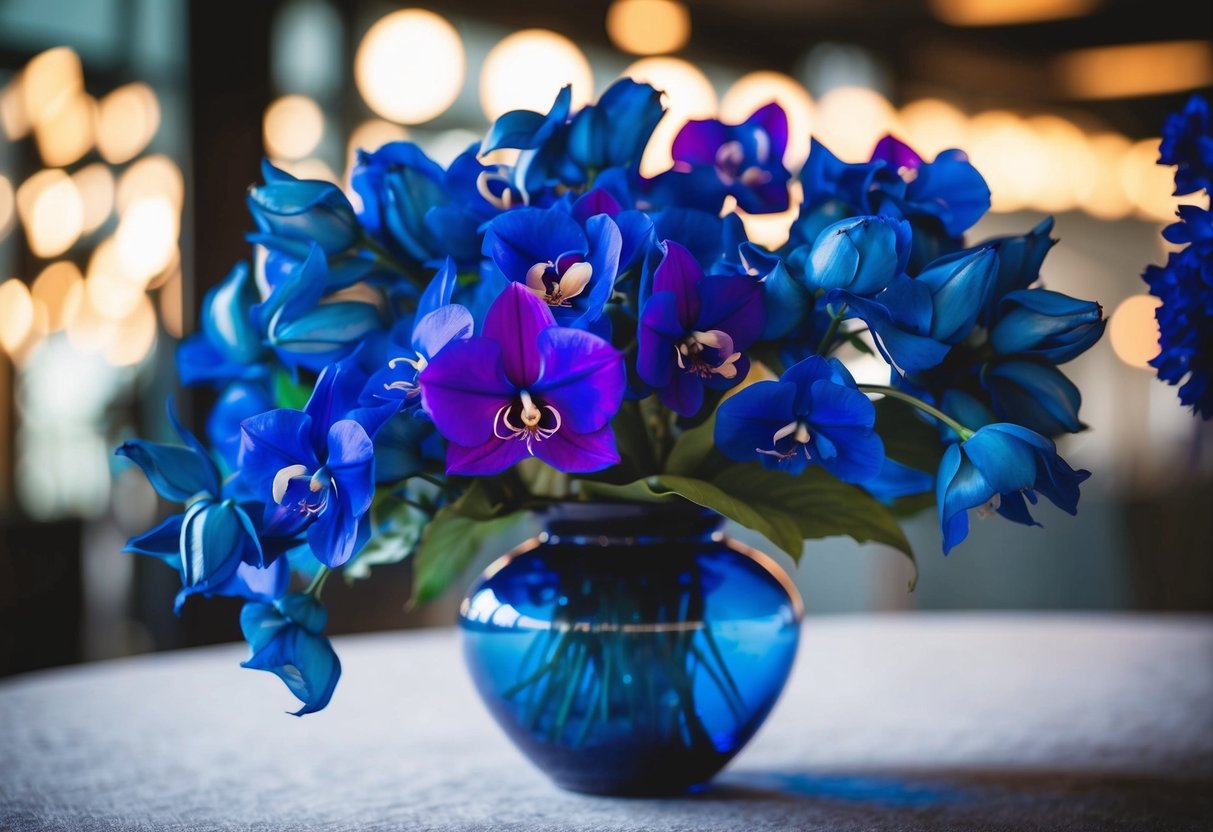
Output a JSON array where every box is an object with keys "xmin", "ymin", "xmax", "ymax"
[
  {"xmin": 816, "ymin": 304, "xmax": 848, "ymax": 356},
  {"xmin": 306, "ymin": 566, "xmax": 332, "ymax": 599},
  {"xmin": 859, "ymin": 384, "xmax": 974, "ymax": 441}
]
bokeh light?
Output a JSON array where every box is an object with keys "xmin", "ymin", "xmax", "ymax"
[
  {"xmin": 86, "ymin": 238, "xmax": 145, "ymax": 319},
  {"xmin": 812, "ymin": 86, "xmax": 899, "ymax": 163},
  {"xmin": 96, "ymin": 82, "xmax": 160, "ymax": 165},
  {"xmin": 0, "ymin": 175, "xmax": 14, "ymax": 240},
  {"xmin": 1, "ymin": 77, "xmax": 30, "ymax": 140},
  {"xmin": 346, "ymin": 119, "xmax": 409, "ymax": 169},
  {"xmin": 1075, "ymin": 133, "xmax": 1134, "ymax": 221},
  {"xmin": 0, "ymin": 279, "xmax": 36, "ymax": 357},
  {"xmin": 21, "ymin": 47, "xmax": 83, "ymax": 128},
  {"xmin": 721, "ymin": 71, "xmax": 814, "ymax": 169},
  {"xmin": 102, "ymin": 294, "xmax": 158, "ymax": 367},
  {"xmin": 34, "ymin": 92, "xmax": 95, "ymax": 167},
  {"xmin": 1119, "ymin": 138, "xmax": 1184, "ymax": 223},
  {"xmin": 1108, "ymin": 294, "xmax": 1162, "ymax": 369},
  {"xmin": 897, "ymin": 98, "xmax": 969, "ymax": 160},
  {"xmin": 16, "ymin": 169, "xmax": 85, "ymax": 258},
  {"xmin": 1026, "ymin": 114, "xmax": 1094, "ymax": 213},
  {"xmin": 31, "ymin": 262, "xmax": 85, "ymax": 333},
  {"xmin": 71, "ymin": 163, "xmax": 116, "ymax": 236},
  {"xmin": 606, "ymin": 0, "xmax": 691, "ymax": 56},
  {"xmin": 263, "ymin": 94, "xmax": 325, "ymax": 160},
  {"xmin": 623, "ymin": 57, "xmax": 717, "ymax": 177},
  {"xmin": 355, "ymin": 9, "xmax": 465, "ymax": 124},
  {"xmin": 115, "ymin": 197, "xmax": 180, "ymax": 286},
  {"xmin": 967, "ymin": 110, "xmax": 1043, "ymax": 213},
  {"xmin": 158, "ymin": 269, "xmax": 184, "ymax": 339},
  {"xmin": 481, "ymin": 30, "xmax": 594, "ymax": 121}
]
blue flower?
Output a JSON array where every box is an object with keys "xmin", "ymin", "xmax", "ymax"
[
  {"xmin": 241, "ymin": 594, "xmax": 340, "ymax": 716},
  {"xmin": 979, "ymin": 217, "xmax": 1057, "ymax": 319},
  {"xmin": 1145, "ymin": 246, "xmax": 1213, "ymax": 418},
  {"xmin": 1159, "ymin": 94, "xmax": 1213, "ymax": 196},
  {"xmin": 637, "ymin": 241, "xmax": 765, "ymax": 415},
  {"xmin": 936, "ymin": 423, "xmax": 1089, "ymax": 554},
  {"xmin": 711, "ymin": 214, "xmax": 808, "ymax": 341},
  {"xmin": 566, "ymin": 78, "xmax": 665, "ymax": 173},
  {"xmin": 351, "ymin": 141, "xmax": 448, "ymax": 264},
  {"xmin": 247, "ymin": 161, "xmax": 360, "ymax": 255},
  {"xmin": 481, "ymin": 205, "xmax": 622, "ymax": 329},
  {"xmin": 239, "ymin": 363, "xmax": 378, "ymax": 567},
  {"xmin": 982, "ymin": 360, "xmax": 1082, "ymax": 436},
  {"xmin": 208, "ymin": 381, "xmax": 274, "ymax": 472},
  {"xmin": 117, "ymin": 405, "xmax": 293, "ymax": 612},
  {"xmin": 715, "ymin": 355, "xmax": 884, "ymax": 482},
  {"xmin": 798, "ymin": 215, "xmax": 911, "ymax": 295},
  {"xmin": 177, "ymin": 262, "xmax": 271, "ymax": 388},
  {"xmin": 990, "ymin": 289, "xmax": 1105, "ymax": 364},
  {"xmin": 649, "ymin": 104, "xmax": 791, "ymax": 215}
]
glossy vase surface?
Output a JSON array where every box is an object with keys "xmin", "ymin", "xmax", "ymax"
[{"xmin": 459, "ymin": 501, "xmax": 803, "ymax": 795}]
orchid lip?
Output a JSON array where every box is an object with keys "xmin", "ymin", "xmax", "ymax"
[
  {"xmin": 525, "ymin": 259, "xmax": 592, "ymax": 307},
  {"xmin": 756, "ymin": 421, "xmax": 812, "ymax": 463},
  {"xmin": 674, "ymin": 330, "xmax": 742, "ymax": 380},
  {"xmin": 493, "ymin": 389, "xmax": 562, "ymax": 454}
]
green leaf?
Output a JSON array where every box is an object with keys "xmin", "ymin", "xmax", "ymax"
[
  {"xmin": 273, "ymin": 370, "xmax": 312, "ymax": 411},
  {"xmin": 344, "ymin": 497, "xmax": 427, "ymax": 582},
  {"xmin": 410, "ymin": 481, "xmax": 527, "ymax": 605},
  {"xmin": 875, "ymin": 398, "xmax": 945, "ymax": 475},
  {"xmin": 659, "ymin": 474, "xmax": 805, "ymax": 560},
  {"xmin": 664, "ymin": 411, "xmax": 718, "ymax": 477}
]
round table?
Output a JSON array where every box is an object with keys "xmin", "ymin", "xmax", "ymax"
[{"xmin": 2, "ymin": 614, "xmax": 1211, "ymax": 831}]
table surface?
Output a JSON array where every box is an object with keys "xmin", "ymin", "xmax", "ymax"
[{"xmin": 2, "ymin": 613, "xmax": 1211, "ymax": 832}]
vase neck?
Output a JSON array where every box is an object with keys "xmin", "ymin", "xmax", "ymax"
[{"xmin": 539, "ymin": 501, "xmax": 724, "ymax": 546}]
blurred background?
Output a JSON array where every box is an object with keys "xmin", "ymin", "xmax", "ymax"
[{"xmin": 1, "ymin": 0, "xmax": 1210, "ymax": 677}]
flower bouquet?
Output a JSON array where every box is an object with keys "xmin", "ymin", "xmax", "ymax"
[{"xmin": 117, "ymin": 78, "xmax": 1105, "ymax": 791}]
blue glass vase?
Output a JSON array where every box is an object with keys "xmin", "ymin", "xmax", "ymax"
[{"xmin": 460, "ymin": 501, "xmax": 803, "ymax": 795}]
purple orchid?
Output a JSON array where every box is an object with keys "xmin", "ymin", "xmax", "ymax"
[
  {"xmin": 419, "ymin": 283, "xmax": 626, "ymax": 475},
  {"xmin": 650, "ymin": 103, "xmax": 791, "ymax": 215},
  {"xmin": 637, "ymin": 241, "xmax": 765, "ymax": 416}
]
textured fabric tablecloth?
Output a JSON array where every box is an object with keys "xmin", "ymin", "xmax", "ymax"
[{"xmin": 2, "ymin": 613, "xmax": 1211, "ymax": 831}]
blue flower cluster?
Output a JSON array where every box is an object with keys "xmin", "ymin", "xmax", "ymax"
[
  {"xmin": 1146, "ymin": 95, "xmax": 1213, "ymax": 419},
  {"xmin": 118, "ymin": 78, "xmax": 1105, "ymax": 714}
]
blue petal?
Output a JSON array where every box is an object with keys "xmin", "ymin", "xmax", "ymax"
[
  {"xmin": 326, "ymin": 419, "xmax": 376, "ymax": 520},
  {"xmin": 482, "ymin": 283, "xmax": 556, "ymax": 389},
  {"xmin": 239, "ymin": 408, "xmax": 319, "ymax": 499},
  {"xmin": 123, "ymin": 513, "xmax": 185, "ymax": 569},
  {"xmin": 208, "ymin": 383, "xmax": 274, "ymax": 473},
  {"xmin": 863, "ymin": 458, "xmax": 934, "ymax": 503},
  {"xmin": 202, "ymin": 262, "xmax": 265, "ymax": 365},
  {"xmin": 241, "ymin": 614, "xmax": 341, "ymax": 716},
  {"xmin": 482, "ymin": 207, "xmax": 587, "ymax": 282},
  {"xmin": 983, "ymin": 361, "xmax": 1082, "ymax": 436},
  {"xmin": 115, "ymin": 438, "xmax": 218, "ymax": 503},
  {"xmin": 416, "ymin": 257, "xmax": 460, "ymax": 320},
  {"xmin": 714, "ymin": 381, "xmax": 798, "ymax": 462},
  {"xmin": 179, "ymin": 499, "xmax": 261, "ymax": 588},
  {"xmin": 905, "ymin": 149, "xmax": 990, "ymax": 236}
]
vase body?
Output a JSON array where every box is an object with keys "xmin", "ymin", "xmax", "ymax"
[{"xmin": 459, "ymin": 501, "xmax": 803, "ymax": 795}]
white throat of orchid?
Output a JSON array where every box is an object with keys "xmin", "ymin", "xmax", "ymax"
[
  {"xmin": 526, "ymin": 260, "xmax": 592, "ymax": 307},
  {"xmin": 383, "ymin": 354, "xmax": 427, "ymax": 396},
  {"xmin": 675, "ymin": 329, "xmax": 742, "ymax": 380},
  {"xmin": 271, "ymin": 463, "xmax": 332, "ymax": 515},
  {"xmin": 976, "ymin": 492, "xmax": 1002, "ymax": 519},
  {"xmin": 493, "ymin": 389, "xmax": 561, "ymax": 454},
  {"xmin": 756, "ymin": 420, "xmax": 813, "ymax": 463},
  {"xmin": 476, "ymin": 166, "xmax": 521, "ymax": 210},
  {"xmin": 715, "ymin": 139, "xmax": 772, "ymax": 189}
]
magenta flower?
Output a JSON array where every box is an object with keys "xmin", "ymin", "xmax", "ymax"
[{"xmin": 419, "ymin": 283, "xmax": 626, "ymax": 475}]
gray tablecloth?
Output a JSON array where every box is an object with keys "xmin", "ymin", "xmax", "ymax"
[{"xmin": 2, "ymin": 614, "xmax": 1211, "ymax": 831}]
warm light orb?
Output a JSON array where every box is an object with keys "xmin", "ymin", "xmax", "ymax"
[
  {"xmin": 86, "ymin": 238, "xmax": 145, "ymax": 320},
  {"xmin": 721, "ymin": 71, "xmax": 814, "ymax": 169},
  {"xmin": 34, "ymin": 93, "xmax": 95, "ymax": 167},
  {"xmin": 1026, "ymin": 114, "xmax": 1093, "ymax": 214},
  {"xmin": 159, "ymin": 269, "xmax": 184, "ymax": 339},
  {"xmin": 16, "ymin": 170, "xmax": 85, "ymax": 258},
  {"xmin": 115, "ymin": 197, "xmax": 180, "ymax": 286},
  {"xmin": 966, "ymin": 110, "xmax": 1042, "ymax": 213},
  {"xmin": 96, "ymin": 82, "xmax": 161, "ymax": 165},
  {"xmin": 355, "ymin": 9, "xmax": 465, "ymax": 124},
  {"xmin": 117, "ymin": 155, "xmax": 185, "ymax": 214},
  {"xmin": 481, "ymin": 30, "xmax": 594, "ymax": 121},
  {"xmin": 623, "ymin": 57, "xmax": 717, "ymax": 177},
  {"xmin": 21, "ymin": 47, "xmax": 83, "ymax": 128},
  {"xmin": 606, "ymin": 0, "xmax": 691, "ymax": 56},
  {"xmin": 1108, "ymin": 294, "xmax": 1162, "ymax": 369},
  {"xmin": 31, "ymin": 262, "xmax": 85, "ymax": 332},
  {"xmin": 263, "ymin": 94, "xmax": 325, "ymax": 160},
  {"xmin": 71, "ymin": 163, "xmax": 116, "ymax": 235},
  {"xmin": 0, "ymin": 279, "xmax": 36, "ymax": 357},
  {"xmin": 1, "ymin": 78, "xmax": 30, "ymax": 140},
  {"xmin": 1074, "ymin": 132, "xmax": 1133, "ymax": 221},
  {"xmin": 812, "ymin": 86, "xmax": 899, "ymax": 163},
  {"xmin": 897, "ymin": 98, "xmax": 969, "ymax": 160},
  {"xmin": 103, "ymin": 293, "xmax": 158, "ymax": 367},
  {"xmin": 346, "ymin": 119, "xmax": 409, "ymax": 167},
  {"xmin": 0, "ymin": 175, "xmax": 14, "ymax": 240},
  {"xmin": 1119, "ymin": 138, "xmax": 1185, "ymax": 224},
  {"xmin": 930, "ymin": 0, "xmax": 1100, "ymax": 26}
]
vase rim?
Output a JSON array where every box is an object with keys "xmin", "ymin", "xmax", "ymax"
[{"xmin": 537, "ymin": 498, "xmax": 723, "ymax": 541}]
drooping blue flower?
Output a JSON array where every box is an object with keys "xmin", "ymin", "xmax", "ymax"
[
  {"xmin": 177, "ymin": 261, "xmax": 271, "ymax": 388},
  {"xmin": 481, "ymin": 205, "xmax": 622, "ymax": 329},
  {"xmin": 648, "ymin": 104, "xmax": 791, "ymax": 215},
  {"xmin": 351, "ymin": 141, "xmax": 449, "ymax": 265},
  {"xmin": 419, "ymin": 283, "xmax": 626, "ymax": 475},
  {"xmin": 637, "ymin": 241, "xmax": 765, "ymax": 416},
  {"xmin": 239, "ymin": 362, "xmax": 378, "ymax": 567},
  {"xmin": 1159, "ymin": 94, "xmax": 1213, "ymax": 196},
  {"xmin": 914, "ymin": 247, "xmax": 1000, "ymax": 344},
  {"xmin": 797, "ymin": 215, "xmax": 911, "ymax": 295},
  {"xmin": 1145, "ymin": 245, "xmax": 1213, "ymax": 418},
  {"xmin": 117, "ymin": 405, "xmax": 293, "ymax": 612},
  {"xmin": 566, "ymin": 78, "xmax": 665, "ymax": 174},
  {"xmin": 247, "ymin": 161, "xmax": 360, "ymax": 255},
  {"xmin": 241, "ymin": 594, "xmax": 340, "ymax": 716},
  {"xmin": 715, "ymin": 355, "xmax": 884, "ymax": 483},
  {"xmin": 990, "ymin": 289, "xmax": 1105, "ymax": 364},
  {"xmin": 936, "ymin": 422, "xmax": 1089, "ymax": 554},
  {"xmin": 252, "ymin": 244, "xmax": 387, "ymax": 372},
  {"xmin": 981, "ymin": 359, "xmax": 1082, "ymax": 436}
]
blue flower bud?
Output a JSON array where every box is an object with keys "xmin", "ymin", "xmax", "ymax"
[
  {"xmin": 803, "ymin": 215, "xmax": 911, "ymax": 295},
  {"xmin": 917, "ymin": 247, "xmax": 999, "ymax": 344},
  {"xmin": 990, "ymin": 289, "xmax": 1105, "ymax": 364},
  {"xmin": 247, "ymin": 163, "xmax": 359, "ymax": 255},
  {"xmin": 983, "ymin": 359, "xmax": 1082, "ymax": 436}
]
